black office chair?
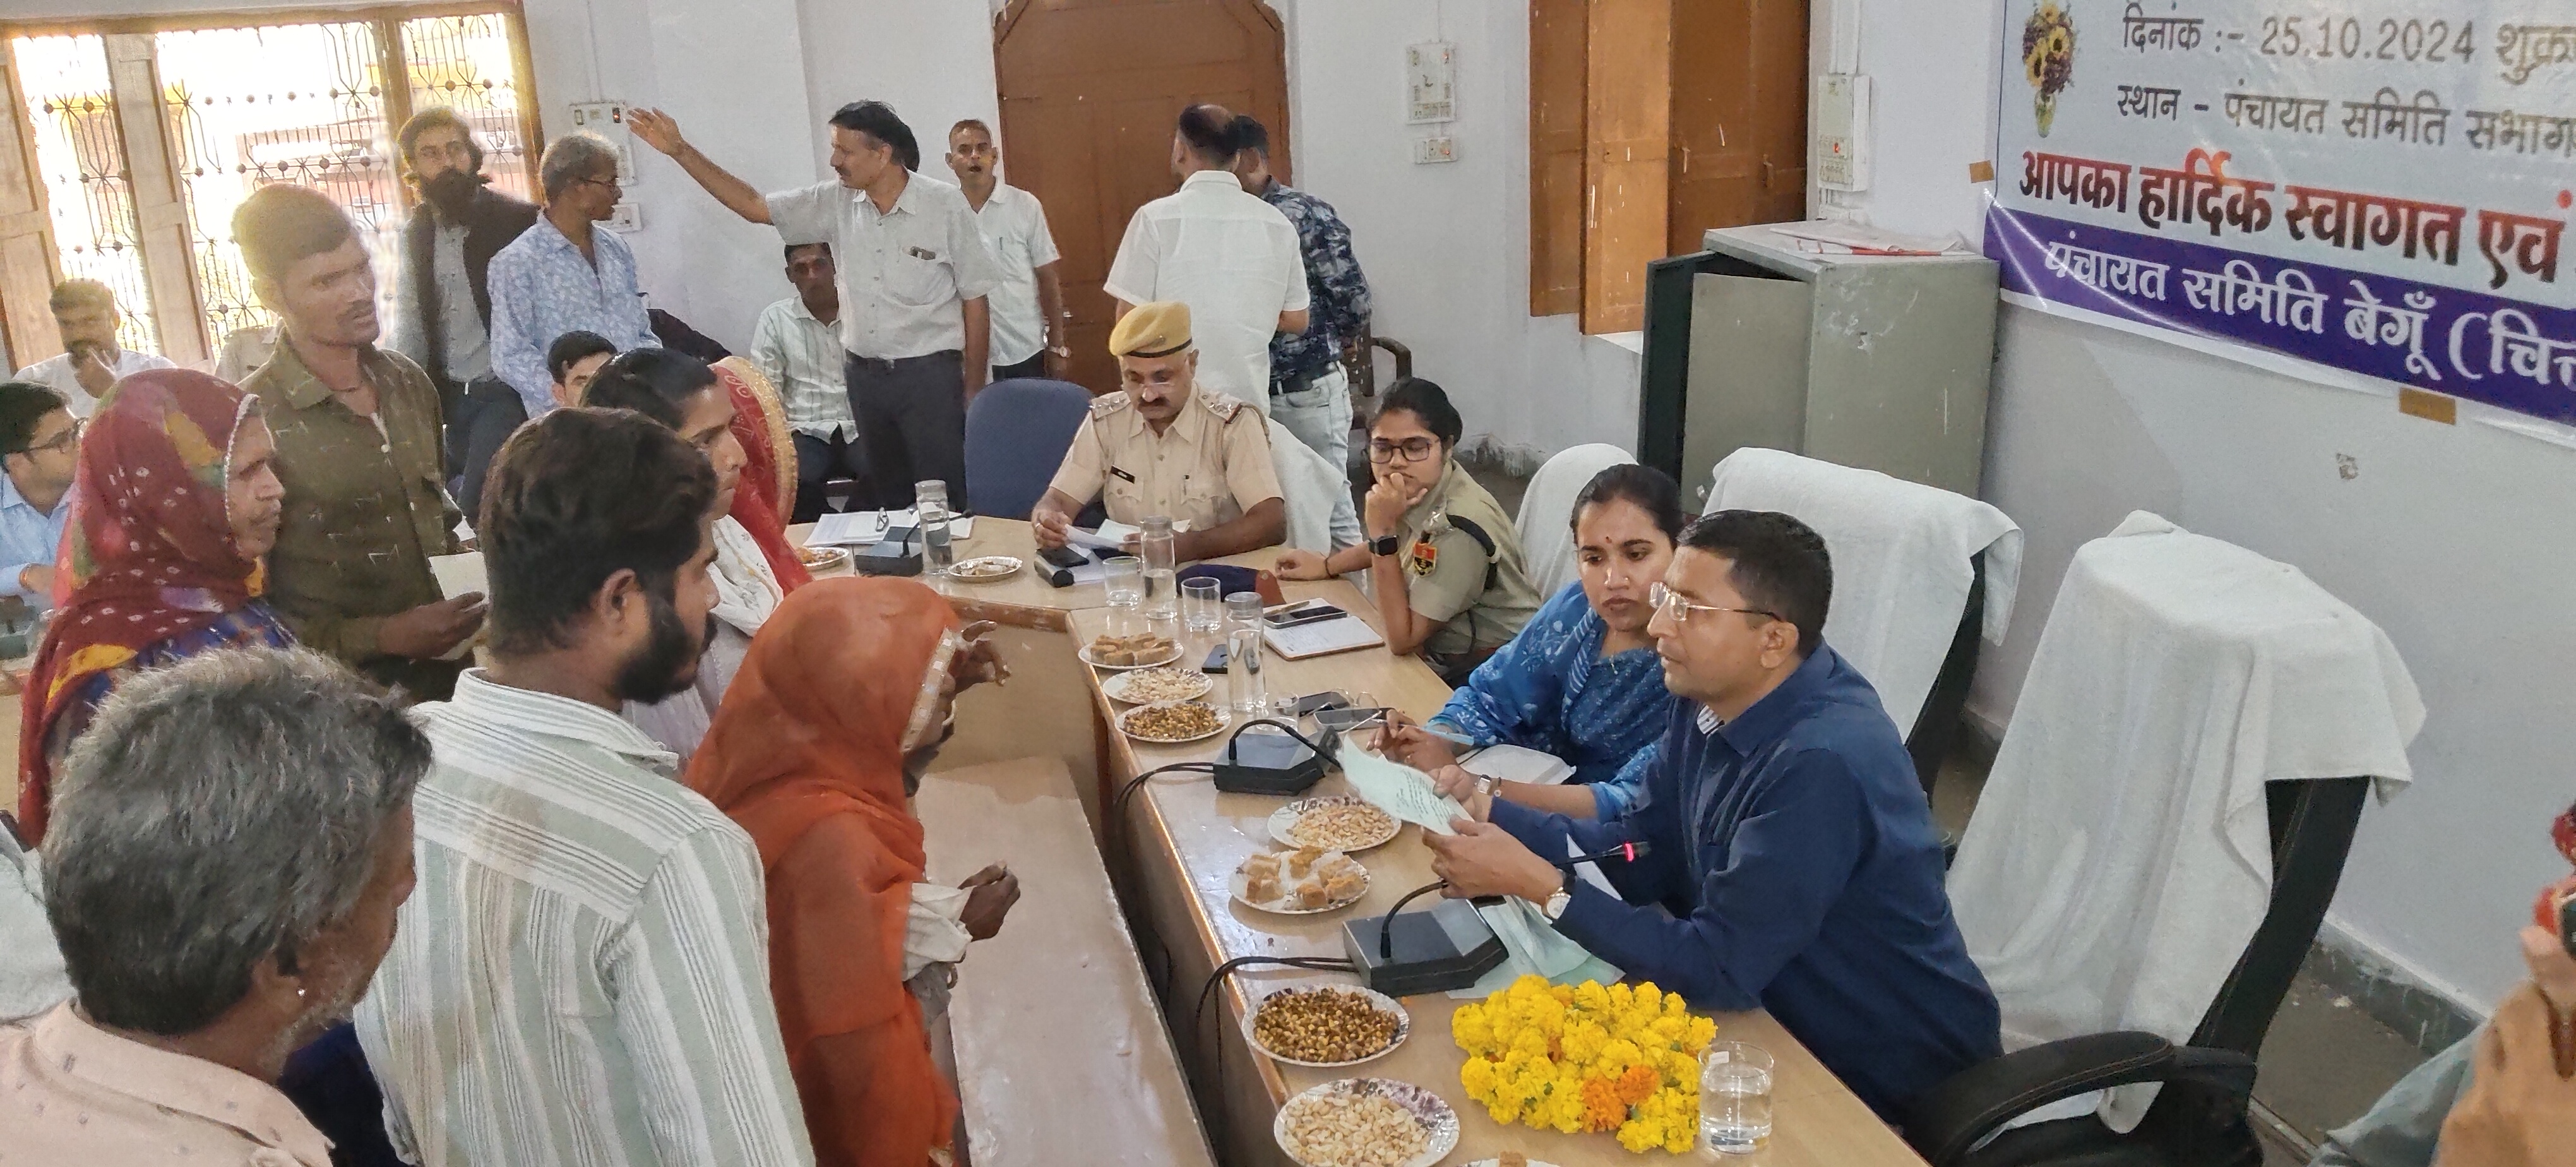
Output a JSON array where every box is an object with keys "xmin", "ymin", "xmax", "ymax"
[
  {"xmin": 1907, "ymin": 551, "xmax": 1986, "ymax": 803},
  {"xmin": 1904, "ymin": 775, "xmax": 2371, "ymax": 1167}
]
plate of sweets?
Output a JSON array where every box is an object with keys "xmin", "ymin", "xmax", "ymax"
[
  {"xmin": 1231, "ymin": 848, "xmax": 1368, "ymax": 914},
  {"xmin": 1083, "ymin": 631, "xmax": 1183, "ymax": 669}
]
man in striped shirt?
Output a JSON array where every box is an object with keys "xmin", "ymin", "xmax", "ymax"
[{"xmin": 355, "ymin": 409, "xmax": 814, "ymax": 1166}]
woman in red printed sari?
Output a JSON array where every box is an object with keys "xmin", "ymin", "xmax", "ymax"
[{"xmin": 16, "ymin": 369, "xmax": 289, "ymax": 843}]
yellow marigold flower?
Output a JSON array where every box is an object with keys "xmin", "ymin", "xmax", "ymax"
[
  {"xmin": 1608, "ymin": 983, "xmax": 1635, "ymax": 1011},
  {"xmin": 1634, "ymin": 983, "xmax": 1662, "ymax": 1013},
  {"xmin": 1510, "ymin": 1026, "xmax": 1553, "ymax": 1060},
  {"xmin": 1686, "ymin": 1015, "xmax": 1718, "ymax": 1052},
  {"xmin": 1460, "ymin": 1056, "xmax": 1497, "ymax": 1097},
  {"xmin": 1573, "ymin": 981, "xmax": 1611, "ymax": 1012},
  {"xmin": 1664, "ymin": 991, "xmax": 1690, "ymax": 1019},
  {"xmin": 1618, "ymin": 1116, "xmax": 1664, "ymax": 1153}
]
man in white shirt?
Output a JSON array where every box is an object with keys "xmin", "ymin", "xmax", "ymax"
[
  {"xmin": 946, "ymin": 119, "xmax": 1068, "ymax": 383},
  {"xmin": 749, "ymin": 242, "xmax": 866, "ymax": 522},
  {"xmin": 12, "ymin": 280, "xmax": 174, "ymax": 417},
  {"xmin": 1102, "ymin": 104, "xmax": 1308, "ymax": 417},
  {"xmin": 629, "ymin": 100, "xmax": 1003, "ymax": 511}
]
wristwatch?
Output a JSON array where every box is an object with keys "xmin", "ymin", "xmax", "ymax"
[
  {"xmin": 1541, "ymin": 878, "xmax": 1574, "ymax": 923},
  {"xmin": 1369, "ymin": 533, "xmax": 1402, "ymax": 556}
]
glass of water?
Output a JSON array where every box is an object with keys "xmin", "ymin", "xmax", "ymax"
[
  {"xmin": 1700, "ymin": 1041, "xmax": 1774, "ymax": 1155},
  {"xmin": 914, "ymin": 479, "xmax": 953, "ymax": 578},
  {"xmin": 1181, "ymin": 577, "xmax": 1224, "ymax": 637},
  {"xmin": 1103, "ymin": 556, "xmax": 1145, "ymax": 609}
]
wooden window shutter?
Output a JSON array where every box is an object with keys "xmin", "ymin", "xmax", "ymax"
[
  {"xmin": 0, "ymin": 48, "xmax": 62, "ymax": 366},
  {"xmin": 1528, "ymin": 0, "xmax": 1585, "ymax": 318},
  {"xmin": 1580, "ymin": 0, "xmax": 1671, "ymax": 335}
]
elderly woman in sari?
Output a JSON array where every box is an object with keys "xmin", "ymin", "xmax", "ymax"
[
  {"xmin": 583, "ymin": 349, "xmax": 810, "ymax": 760},
  {"xmin": 1376, "ymin": 464, "xmax": 1685, "ymax": 819},
  {"xmin": 0, "ymin": 647, "xmax": 427, "ymax": 1164},
  {"xmin": 688, "ymin": 577, "xmax": 1017, "ymax": 1167},
  {"xmin": 16, "ymin": 369, "xmax": 289, "ymax": 843}
]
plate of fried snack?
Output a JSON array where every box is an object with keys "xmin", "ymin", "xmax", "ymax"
[
  {"xmin": 1117, "ymin": 699, "xmax": 1229, "ymax": 744},
  {"xmin": 1273, "ymin": 1078, "xmax": 1458, "ymax": 1167},
  {"xmin": 796, "ymin": 545, "xmax": 852, "ymax": 573},
  {"xmin": 945, "ymin": 555, "xmax": 1022, "ymax": 583},
  {"xmin": 1231, "ymin": 847, "xmax": 1368, "ymax": 914},
  {"xmin": 1082, "ymin": 631, "xmax": 1182, "ymax": 669},
  {"xmin": 1100, "ymin": 665, "xmax": 1215, "ymax": 704},
  {"xmin": 1243, "ymin": 984, "xmax": 1409, "ymax": 1068},
  {"xmin": 1269, "ymin": 796, "xmax": 1400, "ymax": 853}
]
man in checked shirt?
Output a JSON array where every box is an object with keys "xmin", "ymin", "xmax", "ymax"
[{"xmin": 1232, "ymin": 116, "xmax": 1374, "ymax": 476}]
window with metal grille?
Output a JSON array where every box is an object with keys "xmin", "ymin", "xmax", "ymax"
[{"xmin": 0, "ymin": 5, "xmax": 541, "ymax": 371}]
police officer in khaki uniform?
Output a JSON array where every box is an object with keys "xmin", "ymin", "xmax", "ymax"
[
  {"xmin": 1277, "ymin": 376, "xmax": 1540, "ymax": 678},
  {"xmin": 1032, "ymin": 301, "xmax": 1287, "ymax": 560}
]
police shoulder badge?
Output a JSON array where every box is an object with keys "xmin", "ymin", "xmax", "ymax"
[{"xmin": 1407, "ymin": 536, "xmax": 1439, "ymax": 577}]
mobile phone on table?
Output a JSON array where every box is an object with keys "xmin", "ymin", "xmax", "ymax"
[
  {"xmin": 1037, "ymin": 544, "xmax": 1090, "ymax": 570},
  {"xmin": 1290, "ymin": 691, "xmax": 1351, "ymax": 718},
  {"xmin": 1263, "ymin": 599, "xmax": 1347, "ymax": 629},
  {"xmin": 1202, "ymin": 643, "xmax": 1229, "ymax": 673}
]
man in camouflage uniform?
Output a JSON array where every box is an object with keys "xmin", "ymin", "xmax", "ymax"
[
  {"xmin": 1032, "ymin": 301, "xmax": 1286, "ymax": 561},
  {"xmin": 1232, "ymin": 116, "xmax": 1371, "ymax": 475}
]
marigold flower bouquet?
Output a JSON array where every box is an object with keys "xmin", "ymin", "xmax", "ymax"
[{"xmin": 1450, "ymin": 976, "xmax": 1718, "ymax": 1154}]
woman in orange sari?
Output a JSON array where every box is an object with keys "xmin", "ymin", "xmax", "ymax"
[{"xmin": 687, "ymin": 577, "xmax": 1016, "ymax": 1167}]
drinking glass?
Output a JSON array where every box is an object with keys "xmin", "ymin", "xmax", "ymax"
[
  {"xmin": 914, "ymin": 479, "xmax": 953, "ymax": 577},
  {"xmin": 1181, "ymin": 578, "xmax": 1224, "ymax": 637},
  {"xmin": 1138, "ymin": 516, "xmax": 1178, "ymax": 619},
  {"xmin": 1226, "ymin": 625, "xmax": 1267, "ymax": 717},
  {"xmin": 1699, "ymin": 1041, "xmax": 1774, "ymax": 1155},
  {"xmin": 1103, "ymin": 556, "xmax": 1145, "ymax": 610},
  {"xmin": 1223, "ymin": 590, "xmax": 1264, "ymax": 630}
]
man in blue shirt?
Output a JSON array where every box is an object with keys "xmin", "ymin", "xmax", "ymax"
[
  {"xmin": 1424, "ymin": 509, "xmax": 2000, "ymax": 1120},
  {"xmin": 485, "ymin": 132, "xmax": 660, "ymax": 421},
  {"xmin": 0, "ymin": 381, "xmax": 77, "ymax": 609}
]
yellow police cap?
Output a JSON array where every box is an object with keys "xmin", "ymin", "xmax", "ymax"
[{"xmin": 1109, "ymin": 301, "xmax": 1193, "ymax": 358}]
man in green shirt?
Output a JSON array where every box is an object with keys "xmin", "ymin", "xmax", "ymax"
[{"xmin": 234, "ymin": 184, "xmax": 485, "ymax": 700}]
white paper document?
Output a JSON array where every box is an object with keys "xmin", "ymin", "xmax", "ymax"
[
  {"xmin": 1066, "ymin": 518, "xmax": 1140, "ymax": 552},
  {"xmin": 808, "ymin": 510, "xmax": 976, "ymax": 547},
  {"xmin": 1335, "ymin": 738, "xmax": 1469, "ymax": 835},
  {"xmin": 1263, "ymin": 615, "xmax": 1385, "ymax": 660},
  {"xmin": 1460, "ymin": 744, "xmax": 1575, "ymax": 786},
  {"xmin": 426, "ymin": 552, "xmax": 490, "ymax": 662}
]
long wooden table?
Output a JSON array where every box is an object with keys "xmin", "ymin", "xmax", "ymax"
[
  {"xmin": 1067, "ymin": 595, "xmax": 1931, "ymax": 1167},
  {"xmin": 791, "ymin": 517, "xmax": 1287, "ymax": 834}
]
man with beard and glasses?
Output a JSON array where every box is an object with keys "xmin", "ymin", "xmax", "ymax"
[
  {"xmin": 354, "ymin": 407, "xmax": 816, "ymax": 1167},
  {"xmin": 234, "ymin": 183, "xmax": 484, "ymax": 702},
  {"xmin": 387, "ymin": 107, "xmax": 539, "ymax": 506}
]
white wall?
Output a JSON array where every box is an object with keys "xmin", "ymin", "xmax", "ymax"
[
  {"xmin": 1827, "ymin": 0, "xmax": 2576, "ymax": 1012},
  {"xmin": 1272, "ymin": 0, "xmax": 1642, "ymax": 460}
]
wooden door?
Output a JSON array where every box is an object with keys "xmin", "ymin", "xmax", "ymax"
[
  {"xmin": 1669, "ymin": 0, "xmax": 1808, "ymax": 254},
  {"xmin": 1581, "ymin": 0, "xmax": 1671, "ymax": 336},
  {"xmin": 993, "ymin": 0, "xmax": 1289, "ymax": 393}
]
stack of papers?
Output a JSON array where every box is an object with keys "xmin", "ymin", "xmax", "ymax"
[
  {"xmin": 1459, "ymin": 744, "xmax": 1575, "ymax": 786},
  {"xmin": 1064, "ymin": 518, "xmax": 1140, "ymax": 552},
  {"xmin": 1263, "ymin": 616, "xmax": 1385, "ymax": 660},
  {"xmin": 808, "ymin": 509, "xmax": 978, "ymax": 547}
]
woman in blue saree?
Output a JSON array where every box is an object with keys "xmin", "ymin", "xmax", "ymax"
[{"xmin": 1379, "ymin": 464, "xmax": 1685, "ymax": 819}]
